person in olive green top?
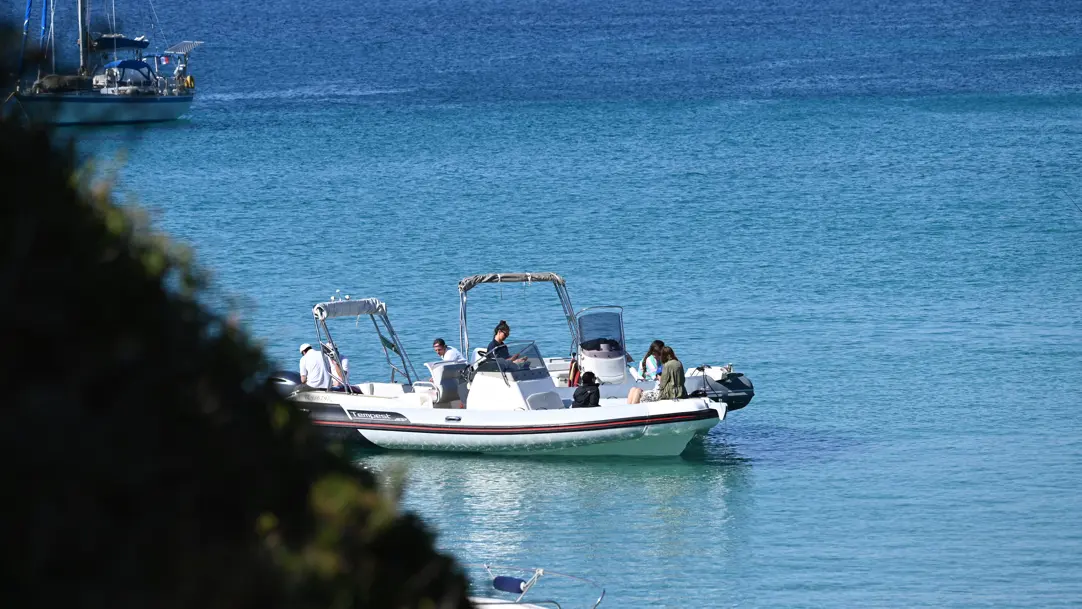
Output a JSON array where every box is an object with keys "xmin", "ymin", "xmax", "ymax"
[
  {"xmin": 657, "ymin": 346, "xmax": 688, "ymax": 400},
  {"xmin": 627, "ymin": 345, "xmax": 687, "ymax": 403}
]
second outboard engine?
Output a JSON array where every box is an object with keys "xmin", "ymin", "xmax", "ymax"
[{"xmin": 686, "ymin": 365, "xmax": 755, "ymax": 412}]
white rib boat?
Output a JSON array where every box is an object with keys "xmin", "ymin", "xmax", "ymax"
[{"xmin": 272, "ymin": 297, "xmax": 721, "ymax": 457}]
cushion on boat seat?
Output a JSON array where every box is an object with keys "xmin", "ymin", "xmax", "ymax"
[
  {"xmin": 426, "ymin": 361, "xmax": 468, "ymax": 404},
  {"xmin": 525, "ymin": 391, "xmax": 565, "ymax": 410}
]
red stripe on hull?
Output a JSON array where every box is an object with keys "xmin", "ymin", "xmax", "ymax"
[{"xmin": 310, "ymin": 410, "xmax": 718, "ymax": 435}]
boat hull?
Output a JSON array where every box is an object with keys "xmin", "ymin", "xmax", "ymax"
[
  {"xmin": 291, "ymin": 392, "xmax": 722, "ymax": 457},
  {"xmin": 357, "ymin": 410, "xmax": 719, "ymax": 456},
  {"xmin": 13, "ymin": 93, "xmax": 194, "ymax": 125}
]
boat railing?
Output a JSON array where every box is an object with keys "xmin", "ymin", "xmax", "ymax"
[{"xmin": 472, "ymin": 600, "xmax": 564, "ymax": 608}]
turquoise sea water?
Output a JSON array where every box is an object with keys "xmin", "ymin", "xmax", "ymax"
[{"xmin": 19, "ymin": 0, "xmax": 1082, "ymax": 604}]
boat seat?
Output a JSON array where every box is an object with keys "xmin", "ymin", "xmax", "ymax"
[
  {"xmin": 525, "ymin": 391, "xmax": 565, "ymax": 410},
  {"xmin": 425, "ymin": 361, "xmax": 468, "ymax": 405},
  {"xmin": 544, "ymin": 357, "xmax": 571, "ymax": 372},
  {"xmin": 362, "ymin": 383, "xmax": 412, "ymax": 397}
]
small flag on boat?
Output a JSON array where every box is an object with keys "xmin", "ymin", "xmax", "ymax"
[
  {"xmin": 379, "ymin": 335, "xmax": 400, "ymax": 355},
  {"xmin": 161, "ymin": 55, "xmax": 170, "ymax": 64}
]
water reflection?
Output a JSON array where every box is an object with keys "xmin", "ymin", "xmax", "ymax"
[{"xmin": 352, "ymin": 439, "xmax": 755, "ymax": 599}]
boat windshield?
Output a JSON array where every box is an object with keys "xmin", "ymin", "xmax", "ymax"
[
  {"xmin": 475, "ymin": 341, "xmax": 550, "ymax": 381},
  {"xmin": 577, "ymin": 308, "xmax": 625, "ymax": 358}
]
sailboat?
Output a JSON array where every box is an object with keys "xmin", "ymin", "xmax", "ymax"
[{"xmin": 11, "ymin": 0, "xmax": 202, "ymax": 125}]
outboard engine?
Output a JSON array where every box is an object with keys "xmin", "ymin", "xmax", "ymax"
[
  {"xmin": 268, "ymin": 370, "xmax": 303, "ymax": 397},
  {"xmin": 686, "ymin": 365, "xmax": 755, "ymax": 412}
]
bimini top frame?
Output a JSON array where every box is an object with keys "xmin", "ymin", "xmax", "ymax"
[
  {"xmin": 457, "ymin": 272, "xmax": 577, "ymax": 356},
  {"xmin": 311, "ymin": 297, "xmax": 419, "ymax": 392}
]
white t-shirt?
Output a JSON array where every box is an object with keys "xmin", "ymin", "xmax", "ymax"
[
  {"xmin": 441, "ymin": 346, "xmax": 467, "ymax": 364},
  {"xmin": 300, "ymin": 349, "xmax": 330, "ymax": 388}
]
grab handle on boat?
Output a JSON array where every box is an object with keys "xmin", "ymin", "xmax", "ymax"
[{"xmin": 445, "ymin": 416, "xmax": 461, "ymax": 422}]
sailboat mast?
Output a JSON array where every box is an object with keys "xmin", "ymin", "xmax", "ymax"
[
  {"xmin": 76, "ymin": 0, "xmax": 88, "ymax": 74},
  {"xmin": 40, "ymin": 0, "xmax": 50, "ymax": 47},
  {"xmin": 18, "ymin": 0, "xmax": 33, "ymax": 85},
  {"xmin": 37, "ymin": 0, "xmax": 50, "ymax": 77}
]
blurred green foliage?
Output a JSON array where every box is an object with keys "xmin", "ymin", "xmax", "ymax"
[{"xmin": 1, "ymin": 23, "xmax": 472, "ymax": 609}]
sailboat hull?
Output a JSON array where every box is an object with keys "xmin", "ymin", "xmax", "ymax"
[{"xmin": 13, "ymin": 93, "xmax": 194, "ymax": 125}]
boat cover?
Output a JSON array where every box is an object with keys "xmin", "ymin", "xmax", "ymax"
[
  {"xmin": 458, "ymin": 272, "xmax": 565, "ymax": 293},
  {"xmin": 104, "ymin": 59, "xmax": 153, "ymax": 71},
  {"xmin": 92, "ymin": 35, "xmax": 150, "ymax": 51},
  {"xmin": 31, "ymin": 74, "xmax": 92, "ymax": 93},
  {"xmin": 312, "ymin": 298, "xmax": 387, "ymax": 320}
]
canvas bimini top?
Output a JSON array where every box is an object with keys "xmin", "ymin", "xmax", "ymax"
[
  {"xmin": 310, "ymin": 296, "xmax": 417, "ymax": 385},
  {"xmin": 457, "ymin": 272, "xmax": 567, "ymax": 294},
  {"xmin": 312, "ymin": 297, "xmax": 387, "ymax": 320}
]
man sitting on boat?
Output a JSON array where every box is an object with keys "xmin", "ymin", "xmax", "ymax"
[
  {"xmin": 432, "ymin": 338, "xmax": 466, "ymax": 364},
  {"xmin": 298, "ymin": 343, "xmax": 330, "ymax": 389}
]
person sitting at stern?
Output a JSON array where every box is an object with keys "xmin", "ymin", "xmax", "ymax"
[
  {"xmin": 572, "ymin": 371, "xmax": 601, "ymax": 408},
  {"xmin": 627, "ymin": 346, "xmax": 687, "ymax": 403}
]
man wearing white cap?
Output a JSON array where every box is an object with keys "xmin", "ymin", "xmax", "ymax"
[{"xmin": 298, "ymin": 343, "xmax": 330, "ymax": 389}]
